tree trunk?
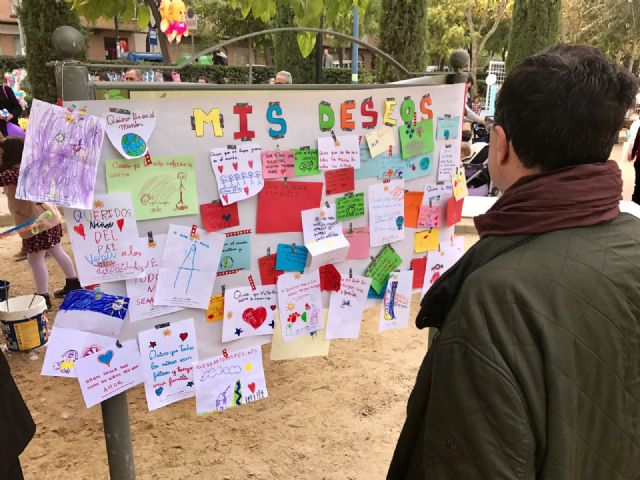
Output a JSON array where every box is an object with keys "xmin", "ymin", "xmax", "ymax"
[
  {"xmin": 146, "ymin": 0, "xmax": 171, "ymax": 63},
  {"xmin": 338, "ymin": 46, "xmax": 344, "ymax": 67}
]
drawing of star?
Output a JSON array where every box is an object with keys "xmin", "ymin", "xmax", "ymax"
[
  {"xmin": 187, "ymin": 381, "xmax": 194, "ymax": 387},
  {"xmin": 64, "ymin": 113, "xmax": 75, "ymax": 123},
  {"xmin": 287, "ymin": 303, "xmax": 294, "ymax": 311},
  {"xmin": 163, "ymin": 329, "xmax": 172, "ymax": 337},
  {"xmin": 268, "ymin": 320, "xmax": 275, "ymax": 329},
  {"xmin": 234, "ymin": 328, "xmax": 243, "ymax": 337},
  {"xmin": 149, "ymin": 341, "xmax": 157, "ymax": 348},
  {"xmin": 226, "ymin": 311, "xmax": 234, "ymax": 319}
]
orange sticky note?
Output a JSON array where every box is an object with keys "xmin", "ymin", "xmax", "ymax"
[
  {"xmin": 404, "ymin": 191, "xmax": 424, "ymax": 228},
  {"xmin": 205, "ymin": 294, "xmax": 224, "ymax": 322},
  {"xmin": 415, "ymin": 228, "xmax": 440, "ymax": 253}
]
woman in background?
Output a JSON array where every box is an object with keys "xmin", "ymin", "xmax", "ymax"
[{"xmin": 0, "ymin": 80, "xmax": 22, "ymax": 137}]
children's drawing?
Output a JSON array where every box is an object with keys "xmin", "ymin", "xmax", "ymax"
[
  {"xmin": 41, "ymin": 326, "xmax": 115, "ymax": 378},
  {"xmin": 399, "ymin": 119, "xmax": 435, "ymax": 160},
  {"xmin": 422, "ymin": 237, "xmax": 465, "ymax": 296},
  {"xmin": 194, "ymin": 346, "xmax": 268, "ymax": 415},
  {"xmin": 217, "ymin": 229, "xmax": 251, "ymax": 276},
  {"xmin": 422, "ymin": 183, "xmax": 454, "ymax": 233},
  {"xmin": 105, "ymin": 156, "xmax": 198, "ymax": 220},
  {"xmin": 365, "ymin": 245, "xmax": 402, "ymax": 294},
  {"xmin": 54, "ymin": 289, "xmax": 129, "ymax": 338},
  {"xmin": 222, "ymin": 285, "xmax": 277, "ymax": 342},
  {"xmin": 210, "ymin": 143, "xmax": 264, "ymax": 205},
  {"xmin": 317, "ymin": 134, "xmax": 360, "ymax": 170},
  {"xmin": 326, "ymin": 275, "xmax": 372, "ymax": 340},
  {"xmin": 452, "ymin": 166, "xmax": 468, "ymax": 200},
  {"xmin": 16, "ymin": 99, "xmax": 106, "ymax": 209},
  {"xmin": 126, "ymin": 234, "xmax": 183, "ymax": 322},
  {"xmin": 64, "ymin": 192, "xmax": 144, "ymax": 286},
  {"xmin": 270, "ymin": 310, "xmax": 330, "ymax": 360},
  {"xmin": 369, "ymin": 179, "xmax": 405, "ymax": 247},
  {"xmin": 366, "ymin": 126, "xmax": 395, "ymax": 158},
  {"xmin": 436, "ymin": 115, "xmax": 461, "ymax": 140},
  {"xmin": 276, "ymin": 271, "xmax": 323, "ymax": 341},
  {"xmin": 75, "ymin": 339, "xmax": 144, "ymax": 408},
  {"xmin": 154, "ymin": 224, "xmax": 225, "ymax": 309},
  {"xmin": 301, "ymin": 203, "xmax": 350, "ymax": 270},
  {"xmin": 138, "ymin": 318, "xmax": 198, "ymax": 411},
  {"xmin": 378, "ymin": 270, "xmax": 414, "ymax": 333},
  {"xmin": 104, "ymin": 109, "xmax": 156, "ymax": 159}
]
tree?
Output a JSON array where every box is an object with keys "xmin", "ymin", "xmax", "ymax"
[
  {"xmin": 19, "ymin": 0, "xmax": 83, "ymax": 103},
  {"xmin": 506, "ymin": 0, "xmax": 560, "ymax": 72},
  {"xmin": 376, "ymin": 0, "xmax": 428, "ymax": 83},
  {"xmin": 273, "ymin": 2, "xmax": 316, "ymax": 83}
]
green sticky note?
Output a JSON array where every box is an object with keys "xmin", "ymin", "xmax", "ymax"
[
  {"xmin": 293, "ymin": 149, "xmax": 320, "ymax": 176},
  {"xmin": 336, "ymin": 192, "xmax": 365, "ymax": 221},
  {"xmin": 365, "ymin": 245, "xmax": 402, "ymax": 293},
  {"xmin": 105, "ymin": 155, "xmax": 198, "ymax": 220},
  {"xmin": 399, "ymin": 119, "xmax": 435, "ymax": 160}
]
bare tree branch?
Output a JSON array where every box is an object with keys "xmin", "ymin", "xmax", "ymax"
[{"xmin": 478, "ymin": 0, "xmax": 509, "ymax": 54}]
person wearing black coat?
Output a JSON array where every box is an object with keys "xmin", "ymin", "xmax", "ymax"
[
  {"xmin": 0, "ymin": 83, "xmax": 23, "ymax": 137},
  {"xmin": 0, "ymin": 350, "xmax": 35, "ymax": 479}
]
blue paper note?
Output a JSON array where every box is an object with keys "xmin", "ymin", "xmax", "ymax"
[
  {"xmin": 436, "ymin": 116, "xmax": 461, "ymax": 140},
  {"xmin": 275, "ymin": 244, "xmax": 309, "ymax": 272},
  {"xmin": 377, "ymin": 152, "xmax": 433, "ymax": 181},
  {"xmin": 218, "ymin": 232, "xmax": 251, "ymax": 274}
]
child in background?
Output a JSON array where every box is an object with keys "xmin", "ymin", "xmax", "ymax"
[
  {"xmin": 471, "ymin": 95, "xmax": 481, "ymax": 115},
  {"xmin": 0, "ymin": 137, "xmax": 81, "ymax": 308}
]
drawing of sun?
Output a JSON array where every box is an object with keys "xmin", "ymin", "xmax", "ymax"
[
  {"xmin": 320, "ymin": 211, "xmax": 326, "ymax": 218},
  {"xmin": 163, "ymin": 329, "xmax": 172, "ymax": 337},
  {"xmin": 94, "ymin": 200, "xmax": 104, "ymax": 208},
  {"xmin": 294, "ymin": 273, "xmax": 301, "ymax": 280},
  {"xmin": 287, "ymin": 303, "xmax": 294, "ymax": 311},
  {"xmin": 64, "ymin": 113, "xmax": 75, "ymax": 123},
  {"xmin": 245, "ymin": 362, "xmax": 253, "ymax": 371},
  {"xmin": 226, "ymin": 311, "xmax": 233, "ymax": 319}
]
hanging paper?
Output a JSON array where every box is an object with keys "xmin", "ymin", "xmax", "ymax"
[
  {"xmin": 105, "ymin": 155, "xmax": 198, "ymax": 220},
  {"xmin": 404, "ymin": 191, "xmax": 424, "ymax": 228},
  {"xmin": 369, "ymin": 179, "xmax": 405, "ymax": 247},
  {"xmin": 194, "ymin": 346, "xmax": 268, "ymax": 415},
  {"xmin": 335, "ymin": 192, "xmax": 365, "ymax": 221},
  {"xmin": 261, "ymin": 150, "xmax": 295, "ymax": 179},
  {"xmin": 317, "ymin": 134, "xmax": 361, "ymax": 170},
  {"xmin": 104, "ymin": 109, "xmax": 156, "ymax": 159},
  {"xmin": 154, "ymin": 225, "xmax": 225, "ymax": 309},
  {"xmin": 275, "ymin": 244, "xmax": 308, "ymax": 272},
  {"xmin": 221, "ymin": 286, "xmax": 277, "ymax": 342},
  {"xmin": 301, "ymin": 204, "xmax": 350, "ymax": 270},
  {"xmin": 410, "ymin": 257, "xmax": 427, "ymax": 289},
  {"xmin": 217, "ymin": 229, "xmax": 251, "ymax": 276},
  {"xmin": 452, "ymin": 166, "xmax": 468, "ymax": 200},
  {"xmin": 126, "ymin": 234, "xmax": 183, "ymax": 322},
  {"xmin": 326, "ymin": 275, "xmax": 371, "ymax": 340},
  {"xmin": 345, "ymin": 226, "xmax": 370, "ymax": 259},
  {"xmin": 378, "ymin": 270, "xmax": 414, "ymax": 333},
  {"xmin": 276, "ymin": 271, "xmax": 323, "ymax": 341},
  {"xmin": 365, "ymin": 245, "xmax": 402, "ymax": 294},
  {"xmin": 75, "ymin": 339, "xmax": 144, "ymax": 408},
  {"xmin": 399, "ymin": 119, "xmax": 435, "ymax": 160},
  {"xmin": 54, "ymin": 289, "xmax": 129, "ymax": 338},
  {"xmin": 41, "ymin": 326, "xmax": 115, "ymax": 378},
  {"xmin": 422, "ymin": 183, "xmax": 454, "ymax": 230},
  {"xmin": 199, "ymin": 201, "xmax": 240, "ymax": 232},
  {"xmin": 258, "ymin": 254, "xmax": 283, "ymax": 285},
  {"xmin": 325, "ymin": 167, "xmax": 355, "ymax": 195},
  {"xmin": 422, "ymin": 237, "xmax": 465, "ymax": 296},
  {"xmin": 437, "ymin": 143, "xmax": 459, "ymax": 183},
  {"xmin": 64, "ymin": 192, "xmax": 144, "ymax": 286},
  {"xmin": 293, "ymin": 148, "xmax": 320, "ymax": 176},
  {"xmin": 256, "ymin": 181, "xmax": 323, "ymax": 233},
  {"xmin": 16, "ymin": 99, "xmax": 106, "ymax": 209},
  {"xmin": 436, "ymin": 115, "xmax": 461, "ymax": 140},
  {"xmin": 210, "ymin": 143, "xmax": 263, "ymax": 205},
  {"xmin": 447, "ymin": 197, "xmax": 464, "ymax": 226},
  {"xmin": 378, "ymin": 152, "xmax": 433, "ymax": 181},
  {"xmin": 365, "ymin": 126, "xmax": 395, "ymax": 158},
  {"xmin": 417, "ymin": 204, "xmax": 441, "ymax": 228},
  {"xmin": 206, "ymin": 294, "xmax": 225, "ymax": 322},
  {"xmin": 138, "ymin": 318, "xmax": 198, "ymax": 411},
  {"xmin": 270, "ymin": 310, "xmax": 330, "ymax": 360},
  {"xmin": 415, "ymin": 228, "xmax": 440, "ymax": 253},
  {"xmin": 319, "ymin": 264, "xmax": 342, "ymax": 292}
]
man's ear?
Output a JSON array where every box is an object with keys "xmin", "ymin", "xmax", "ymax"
[{"xmin": 494, "ymin": 125, "xmax": 510, "ymax": 165}]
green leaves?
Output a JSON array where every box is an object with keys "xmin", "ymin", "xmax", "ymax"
[{"xmin": 296, "ymin": 32, "xmax": 316, "ymax": 58}]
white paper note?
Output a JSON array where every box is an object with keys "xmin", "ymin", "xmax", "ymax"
[
  {"xmin": 210, "ymin": 143, "xmax": 264, "ymax": 205},
  {"xmin": 222, "ymin": 285, "xmax": 278, "ymax": 343},
  {"xmin": 422, "ymin": 237, "xmax": 465, "ymax": 296},
  {"xmin": 317, "ymin": 134, "xmax": 361, "ymax": 171},
  {"xmin": 326, "ymin": 275, "xmax": 372, "ymax": 339},
  {"xmin": 369, "ymin": 179, "xmax": 405, "ymax": 247},
  {"xmin": 104, "ymin": 109, "xmax": 156, "ymax": 159},
  {"xmin": 301, "ymin": 203, "xmax": 350, "ymax": 270},
  {"xmin": 378, "ymin": 270, "xmax": 414, "ymax": 333},
  {"xmin": 276, "ymin": 271, "xmax": 323, "ymax": 341}
]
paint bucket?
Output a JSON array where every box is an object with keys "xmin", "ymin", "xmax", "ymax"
[
  {"xmin": 0, "ymin": 280, "xmax": 9, "ymax": 303},
  {"xmin": 0, "ymin": 295, "xmax": 49, "ymax": 352}
]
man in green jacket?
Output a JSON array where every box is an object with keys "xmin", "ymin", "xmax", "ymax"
[{"xmin": 388, "ymin": 44, "xmax": 640, "ymax": 479}]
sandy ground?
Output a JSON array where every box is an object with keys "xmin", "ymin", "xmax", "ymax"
[{"xmin": 2, "ymin": 144, "xmax": 634, "ymax": 479}]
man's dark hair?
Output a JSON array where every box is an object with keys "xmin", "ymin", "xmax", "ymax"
[{"xmin": 495, "ymin": 44, "xmax": 637, "ymax": 171}]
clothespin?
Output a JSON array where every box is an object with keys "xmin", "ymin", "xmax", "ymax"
[
  {"xmin": 222, "ymin": 348, "xmax": 229, "ymax": 359},
  {"xmin": 413, "ymin": 111, "xmax": 417, "ymax": 126},
  {"xmin": 383, "ymin": 178, "xmax": 391, "ymax": 184},
  {"xmin": 147, "ymin": 231, "xmax": 156, "ymax": 247},
  {"xmin": 94, "ymin": 287, "xmax": 102, "ymax": 300},
  {"xmin": 227, "ymin": 144, "xmax": 237, "ymax": 150},
  {"xmin": 248, "ymin": 275, "xmax": 256, "ymax": 291},
  {"xmin": 267, "ymin": 247, "xmax": 271, "ymax": 257},
  {"xmin": 283, "ymin": 177, "xmax": 288, "ymax": 187},
  {"xmin": 325, "ymin": 201, "xmax": 330, "ymax": 209},
  {"xmin": 292, "ymin": 243, "xmax": 296, "ymax": 254},
  {"xmin": 331, "ymin": 129, "xmax": 340, "ymax": 146},
  {"xmin": 388, "ymin": 144, "xmax": 392, "ymax": 156},
  {"xmin": 211, "ymin": 199, "xmax": 220, "ymax": 204},
  {"xmin": 144, "ymin": 152, "xmax": 152, "ymax": 166},
  {"xmin": 349, "ymin": 268, "xmax": 353, "ymax": 279},
  {"xmin": 115, "ymin": 340, "xmax": 123, "ymax": 349},
  {"xmin": 190, "ymin": 225, "xmax": 199, "ymax": 239},
  {"xmin": 221, "ymin": 285, "xmax": 226, "ymax": 296},
  {"xmin": 155, "ymin": 322, "xmax": 170, "ymax": 329},
  {"xmin": 349, "ymin": 222, "xmax": 353, "ymax": 234}
]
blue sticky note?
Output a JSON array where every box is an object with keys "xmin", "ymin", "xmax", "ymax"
[
  {"xmin": 218, "ymin": 232, "xmax": 251, "ymax": 274},
  {"xmin": 275, "ymin": 244, "xmax": 308, "ymax": 272},
  {"xmin": 436, "ymin": 116, "xmax": 461, "ymax": 140},
  {"xmin": 368, "ymin": 280, "xmax": 388, "ymax": 299},
  {"xmin": 377, "ymin": 152, "xmax": 433, "ymax": 181}
]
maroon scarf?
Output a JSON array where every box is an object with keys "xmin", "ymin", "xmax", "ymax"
[{"xmin": 474, "ymin": 160, "xmax": 622, "ymax": 238}]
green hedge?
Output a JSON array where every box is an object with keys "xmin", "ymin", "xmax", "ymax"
[{"xmin": 0, "ymin": 55, "xmax": 27, "ymax": 72}]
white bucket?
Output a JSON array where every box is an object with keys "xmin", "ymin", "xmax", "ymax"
[{"xmin": 0, "ymin": 295, "xmax": 49, "ymax": 351}]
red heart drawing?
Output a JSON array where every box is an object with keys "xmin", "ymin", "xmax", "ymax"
[
  {"xmin": 280, "ymin": 167, "xmax": 287, "ymax": 176},
  {"xmin": 243, "ymin": 186, "xmax": 249, "ymax": 195},
  {"xmin": 207, "ymin": 314, "xmax": 214, "ymax": 320},
  {"xmin": 248, "ymin": 160, "xmax": 254, "ymax": 169},
  {"xmin": 242, "ymin": 307, "xmax": 267, "ymax": 329},
  {"xmin": 217, "ymin": 165, "xmax": 224, "ymax": 173},
  {"xmin": 116, "ymin": 218, "xmax": 124, "ymax": 231},
  {"xmin": 179, "ymin": 332, "xmax": 188, "ymax": 341},
  {"xmin": 232, "ymin": 162, "xmax": 239, "ymax": 171},
  {"xmin": 221, "ymin": 194, "xmax": 228, "ymax": 204},
  {"xmin": 73, "ymin": 224, "xmax": 86, "ymax": 239},
  {"xmin": 269, "ymin": 304, "xmax": 276, "ymax": 311},
  {"xmin": 248, "ymin": 382, "xmax": 256, "ymax": 394}
]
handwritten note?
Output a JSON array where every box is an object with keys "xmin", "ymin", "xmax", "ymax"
[
  {"xmin": 199, "ymin": 202, "xmax": 240, "ymax": 232},
  {"xmin": 345, "ymin": 226, "xmax": 370, "ymax": 259},
  {"xmin": 436, "ymin": 115, "xmax": 461, "ymax": 140},
  {"xmin": 366, "ymin": 126, "xmax": 395, "ymax": 158},
  {"xmin": 258, "ymin": 254, "xmax": 283, "ymax": 285},
  {"xmin": 64, "ymin": 193, "xmax": 143, "ymax": 286},
  {"xmin": 275, "ymin": 244, "xmax": 308, "ymax": 272},
  {"xmin": 378, "ymin": 152, "xmax": 433, "ymax": 181},
  {"xmin": 326, "ymin": 275, "xmax": 371, "ymax": 339},
  {"xmin": 410, "ymin": 257, "xmax": 427, "ymax": 289},
  {"xmin": 205, "ymin": 294, "xmax": 224, "ymax": 322},
  {"xmin": 417, "ymin": 204, "xmax": 441, "ymax": 228},
  {"xmin": 378, "ymin": 270, "xmax": 414, "ymax": 333},
  {"xmin": 217, "ymin": 230, "xmax": 251, "ymax": 276},
  {"xmin": 105, "ymin": 156, "xmax": 198, "ymax": 220},
  {"xmin": 317, "ymin": 135, "xmax": 361, "ymax": 170},
  {"xmin": 325, "ymin": 168, "xmax": 355, "ymax": 195},
  {"xmin": 104, "ymin": 109, "xmax": 156, "ymax": 159},
  {"xmin": 365, "ymin": 245, "xmax": 402, "ymax": 294},
  {"xmin": 437, "ymin": 143, "xmax": 458, "ymax": 182},
  {"xmin": 369, "ymin": 180, "xmax": 405, "ymax": 247},
  {"xmin": 399, "ymin": 119, "xmax": 435, "ymax": 160},
  {"xmin": 422, "ymin": 237, "xmax": 464, "ymax": 296},
  {"xmin": 277, "ymin": 271, "xmax": 323, "ymax": 341},
  {"xmin": 138, "ymin": 318, "xmax": 198, "ymax": 411},
  {"xmin": 261, "ymin": 150, "xmax": 295, "ymax": 179},
  {"xmin": 452, "ymin": 166, "xmax": 468, "ymax": 200},
  {"xmin": 293, "ymin": 148, "xmax": 320, "ymax": 176},
  {"xmin": 222, "ymin": 286, "xmax": 277, "ymax": 342},
  {"xmin": 336, "ymin": 192, "xmax": 365, "ymax": 221},
  {"xmin": 415, "ymin": 228, "xmax": 440, "ymax": 253},
  {"xmin": 210, "ymin": 143, "xmax": 264, "ymax": 205},
  {"xmin": 423, "ymin": 183, "xmax": 454, "ymax": 231},
  {"xmin": 301, "ymin": 204, "xmax": 350, "ymax": 270},
  {"xmin": 256, "ymin": 181, "xmax": 323, "ymax": 233},
  {"xmin": 194, "ymin": 346, "xmax": 268, "ymax": 415}
]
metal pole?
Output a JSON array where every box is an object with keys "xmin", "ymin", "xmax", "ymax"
[
  {"xmin": 351, "ymin": 6, "xmax": 359, "ymax": 84},
  {"xmin": 50, "ymin": 26, "xmax": 136, "ymax": 480},
  {"xmin": 115, "ymin": 16, "xmax": 120, "ymax": 59},
  {"xmin": 315, "ymin": 15, "xmax": 324, "ymax": 83}
]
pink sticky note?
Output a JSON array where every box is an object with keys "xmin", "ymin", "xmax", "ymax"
[
  {"xmin": 344, "ymin": 226, "xmax": 370, "ymax": 259},
  {"xmin": 261, "ymin": 150, "xmax": 295, "ymax": 179},
  {"xmin": 417, "ymin": 204, "xmax": 441, "ymax": 228}
]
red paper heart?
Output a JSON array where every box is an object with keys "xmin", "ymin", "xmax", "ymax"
[
  {"xmin": 248, "ymin": 382, "xmax": 256, "ymax": 393},
  {"xmin": 179, "ymin": 332, "xmax": 188, "ymax": 341},
  {"xmin": 269, "ymin": 304, "xmax": 276, "ymax": 311},
  {"xmin": 244, "ymin": 186, "xmax": 249, "ymax": 195},
  {"xmin": 248, "ymin": 160, "xmax": 254, "ymax": 169},
  {"xmin": 232, "ymin": 162, "xmax": 239, "ymax": 171},
  {"xmin": 73, "ymin": 224, "xmax": 86, "ymax": 239},
  {"xmin": 116, "ymin": 218, "xmax": 124, "ymax": 231},
  {"xmin": 242, "ymin": 307, "xmax": 267, "ymax": 329},
  {"xmin": 217, "ymin": 165, "xmax": 224, "ymax": 173}
]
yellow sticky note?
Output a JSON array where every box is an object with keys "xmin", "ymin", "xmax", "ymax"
[
  {"xmin": 415, "ymin": 228, "xmax": 440, "ymax": 253},
  {"xmin": 205, "ymin": 294, "xmax": 224, "ymax": 323},
  {"xmin": 270, "ymin": 310, "xmax": 330, "ymax": 361},
  {"xmin": 383, "ymin": 99, "xmax": 397, "ymax": 126},
  {"xmin": 452, "ymin": 166, "xmax": 468, "ymax": 200}
]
